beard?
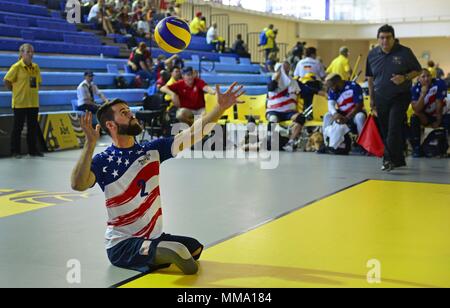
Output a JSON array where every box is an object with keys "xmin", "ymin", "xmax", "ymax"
[{"xmin": 116, "ymin": 118, "xmax": 143, "ymax": 136}]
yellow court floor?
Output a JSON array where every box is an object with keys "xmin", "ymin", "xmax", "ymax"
[{"xmin": 121, "ymin": 180, "xmax": 450, "ymax": 288}]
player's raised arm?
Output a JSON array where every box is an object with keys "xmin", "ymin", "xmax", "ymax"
[
  {"xmin": 71, "ymin": 112, "xmax": 99, "ymax": 191},
  {"xmin": 172, "ymin": 82, "xmax": 245, "ymax": 156}
]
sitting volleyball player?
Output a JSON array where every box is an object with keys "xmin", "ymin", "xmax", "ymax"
[
  {"xmin": 323, "ymin": 73, "xmax": 366, "ymax": 138},
  {"xmin": 266, "ymin": 61, "xmax": 306, "ymax": 152},
  {"xmin": 410, "ymin": 68, "xmax": 450, "ymax": 157},
  {"xmin": 71, "ymin": 83, "xmax": 245, "ymax": 274}
]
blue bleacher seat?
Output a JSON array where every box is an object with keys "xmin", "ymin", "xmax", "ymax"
[
  {"xmin": 239, "ymin": 58, "xmax": 251, "ymax": 65},
  {"xmin": 107, "ymin": 64, "xmax": 119, "ymax": 74},
  {"xmin": 0, "ymin": 89, "xmax": 147, "ymax": 111},
  {"xmin": 0, "ymin": 72, "xmax": 135, "ymax": 87},
  {"xmin": 0, "ymin": 37, "xmax": 120, "ymax": 57},
  {"xmin": 0, "ymin": 1, "xmax": 50, "ymax": 17},
  {"xmin": 4, "ymin": 16, "xmax": 29, "ymax": 27},
  {"xmin": 219, "ymin": 56, "xmax": 237, "ymax": 64},
  {"xmin": 201, "ymin": 74, "xmax": 270, "ymax": 86}
]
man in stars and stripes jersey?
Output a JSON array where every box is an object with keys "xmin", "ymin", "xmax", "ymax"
[
  {"xmin": 410, "ymin": 68, "xmax": 450, "ymax": 157},
  {"xmin": 71, "ymin": 83, "xmax": 245, "ymax": 274},
  {"xmin": 323, "ymin": 73, "xmax": 367, "ymax": 136}
]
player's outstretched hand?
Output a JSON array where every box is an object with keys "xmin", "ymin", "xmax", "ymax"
[
  {"xmin": 215, "ymin": 82, "xmax": 245, "ymax": 111},
  {"xmin": 81, "ymin": 111, "xmax": 100, "ymax": 146}
]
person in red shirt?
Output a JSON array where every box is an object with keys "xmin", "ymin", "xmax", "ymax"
[{"xmin": 161, "ymin": 67, "xmax": 216, "ymax": 125}]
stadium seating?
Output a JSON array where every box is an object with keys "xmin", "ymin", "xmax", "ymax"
[
  {"xmin": 0, "ymin": 72, "xmax": 135, "ymax": 87},
  {"xmin": 0, "ymin": 89, "xmax": 147, "ymax": 112},
  {"xmin": 0, "ymin": 37, "xmax": 120, "ymax": 57}
]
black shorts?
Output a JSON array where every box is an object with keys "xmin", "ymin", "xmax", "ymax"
[{"xmin": 107, "ymin": 233, "xmax": 204, "ymax": 273}]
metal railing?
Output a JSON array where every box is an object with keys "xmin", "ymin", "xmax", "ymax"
[
  {"xmin": 247, "ymin": 32, "xmax": 264, "ymax": 64},
  {"xmin": 228, "ymin": 23, "xmax": 248, "ymax": 49},
  {"xmin": 211, "ymin": 14, "xmax": 229, "ymax": 45}
]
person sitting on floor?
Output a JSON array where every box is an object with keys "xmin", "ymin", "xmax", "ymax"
[
  {"xmin": 410, "ymin": 68, "xmax": 450, "ymax": 157},
  {"xmin": 266, "ymin": 61, "xmax": 306, "ymax": 152},
  {"xmin": 323, "ymin": 73, "xmax": 366, "ymax": 142}
]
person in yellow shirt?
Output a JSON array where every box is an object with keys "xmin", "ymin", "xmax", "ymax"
[
  {"xmin": 189, "ymin": 11, "xmax": 206, "ymax": 36},
  {"xmin": 262, "ymin": 24, "xmax": 276, "ymax": 62},
  {"xmin": 164, "ymin": 66, "xmax": 182, "ymax": 110},
  {"xmin": 326, "ymin": 46, "xmax": 352, "ymax": 81},
  {"xmin": 427, "ymin": 60, "xmax": 437, "ymax": 79},
  {"xmin": 3, "ymin": 44, "xmax": 43, "ymax": 158}
]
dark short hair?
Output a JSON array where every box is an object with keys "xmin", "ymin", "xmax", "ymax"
[
  {"xmin": 96, "ymin": 98, "xmax": 128, "ymax": 135},
  {"xmin": 325, "ymin": 73, "xmax": 342, "ymax": 85},
  {"xmin": 182, "ymin": 66, "xmax": 193, "ymax": 75},
  {"xmin": 377, "ymin": 24, "xmax": 395, "ymax": 38},
  {"xmin": 305, "ymin": 47, "xmax": 317, "ymax": 58}
]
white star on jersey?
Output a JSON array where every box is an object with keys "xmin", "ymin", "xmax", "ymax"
[
  {"xmin": 117, "ymin": 157, "xmax": 122, "ymax": 165},
  {"xmin": 107, "ymin": 156, "xmax": 114, "ymax": 163},
  {"xmin": 112, "ymin": 170, "xmax": 119, "ymax": 178}
]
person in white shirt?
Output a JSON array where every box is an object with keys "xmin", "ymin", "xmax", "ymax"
[
  {"xmin": 206, "ymin": 23, "xmax": 225, "ymax": 53},
  {"xmin": 294, "ymin": 47, "xmax": 326, "ymax": 81},
  {"xmin": 77, "ymin": 71, "xmax": 108, "ymax": 113},
  {"xmin": 87, "ymin": 0, "xmax": 104, "ymax": 24}
]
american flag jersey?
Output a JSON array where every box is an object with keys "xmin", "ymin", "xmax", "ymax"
[
  {"xmin": 411, "ymin": 79, "xmax": 447, "ymax": 116},
  {"xmin": 91, "ymin": 138, "xmax": 174, "ymax": 249},
  {"xmin": 328, "ymin": 81, "xmax": 364, "ymax": 116}
]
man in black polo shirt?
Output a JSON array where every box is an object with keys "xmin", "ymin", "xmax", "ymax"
[{"xmin": 366, "ymin": 25, "xmax": 421, "ymax": 171}]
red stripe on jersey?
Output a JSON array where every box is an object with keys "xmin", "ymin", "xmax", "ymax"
[
  {"xmin": 269, "ymin": 88, "xmax": 289, "ymax": 100},
  {"xmin": 133, "ymin": 208, "xmax": 163, "ymax": 239},
  {"xmin": 106, "ymin": 161, "xmax": 160, "ymax": 208},
  {"xmin": 426, "ymin": 94, "xmax": 436, "ymax": 105},
  {"xmin": 269, "ymin": 99, "xmax": 297, "ymax": 110},
  {"xmin": 107, "ymin": 186, "xmax": 160, "ymax": 227},
  {"xmin": 338, "ymin": 96, "xmax": 354, "ymax": 108}
]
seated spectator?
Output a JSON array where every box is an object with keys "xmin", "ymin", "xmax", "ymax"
[
  {"xmin": 266, "ymin": 62, "xmax": 306, "ymax": 152},
  {"xmin": 445, "ymin": 73, "xmax": 450, "ymax": 89},
  {"xmin": 87, "ymin": 0, "xmax": 104, "ymax": 24},
  {"xmin": 231, "ymin": 34, "xmax": 250, "ymax": 58},
  {"xmin": 128, "ymin": 42, "xmax": 154, "ymax": 82},
  {"xmin": 427, "ymin": 60, "xmax": 437, "ymax": 79},
  {"xmin": 160, "ymin": 67, "xmax": 216, "ymax": 126},
  {"xmin": 154, "ymin": 54, "xmax": 183, "ymax": 81},
  {"xmin": 436, "ymin": 63, "xmax": 445, "ymax": 80},
  {"xmin": 76, "ymin": 71, "xmax": 108, "ymax": 114},
  {"xmin": 190, "ymin": 12, "xmax": 206, "ymax": 36},
  {"xmin": 206, "ymin": 23, "xmax": 225, "ymax": 53},
  {"xmin": 102, "ymin": 3, "xmax": 116, "ymax": 35},
  {"xmin": 164, "ymin": 66, "xmax": 183, "ymax": 121},
  {"xmin": 294, "ymin": 47, "xmax": 326, "ymax": 81},
  {"xmin": 323, "ymin": 73, "xmax": 366, "ymax": 139},
  {"xmin": 113, "ymin": 6, "xmax": 132, "ymax": 35},
  {"xmin": 135, "ymin": 13, "xmax": 151, "ymax": 39},
  {"xmin": 410, "ymin": 68, "xmax": 450, "ymax": 157}
]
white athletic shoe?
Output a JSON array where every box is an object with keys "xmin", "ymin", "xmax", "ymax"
[{"xmin": 283, "ymin": 140, "xmax": 295, "ymax": 152}]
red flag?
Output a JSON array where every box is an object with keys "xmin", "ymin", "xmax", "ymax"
[{"xmin": 357, "ymin": 114, "xmax": 385, "ymax": 157}]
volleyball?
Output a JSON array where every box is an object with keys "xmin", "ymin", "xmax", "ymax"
[{"xmin": 154, "ymin": 16, "xmax": 191, "ymax": 54}]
